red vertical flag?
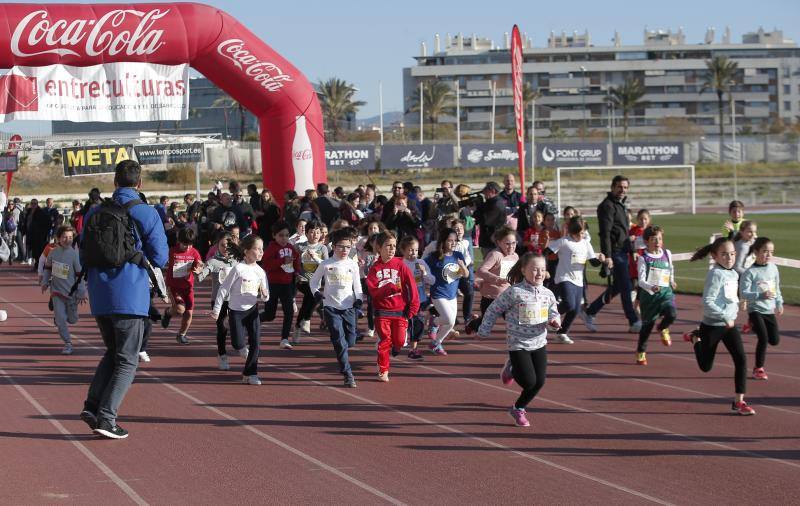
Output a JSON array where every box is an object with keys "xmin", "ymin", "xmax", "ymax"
[{"xmin": 510, "ymin": 25, "xmax": 526, "ymax": 198}]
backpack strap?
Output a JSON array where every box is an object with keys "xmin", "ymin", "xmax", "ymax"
[{"xmin": 121, "ymin": 199, "xmax": 146, "ymax": 266}]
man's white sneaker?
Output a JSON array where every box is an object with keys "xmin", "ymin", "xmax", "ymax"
[
  {"xmin": 242, "ymin": 375, "xmax": 262, "ymax": 385},
  {"xmin": 217, "ymin": 354, "xmax": 230, "ymax": 370},
  {"xmin": 238, "ymin": 346, "xmax": 249, "ymax": 359},
  {"xmin": 138, "ymin": 351, "xmax": 151, "ymax": 362},
  {"xmin": 300, "ymin": 319, "xmax": 311, "ymax": 334},
  {"xmin": 280, "ymin": 339, "xmax": 293, "ymax": 350},
  {"xmin": 556, "ymin": 333, "xmax": 574, "ymax": 344}
]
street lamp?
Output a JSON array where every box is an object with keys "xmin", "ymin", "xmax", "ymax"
[{"xmin": 579, "ymin": 66, "xmax": 588, "ymax": 140}]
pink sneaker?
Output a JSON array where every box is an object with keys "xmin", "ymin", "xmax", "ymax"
[
  {"xmin": 732, "ymin": 400, "xmax": 756, "ymax": 416},
  {"xmin": 752, "ymin": 367, "xmax": 768, "ymax": 380},
  {"xmin": 500, "ymin": 360, "xmax": 513, "ymax": 386},
  {"xmin": 432, "ymin": 345, "xmax": 447, "ymax": 356},
  {"xmin": 509, "ymin": 407, "xmax": 530, "ymax": 427}
]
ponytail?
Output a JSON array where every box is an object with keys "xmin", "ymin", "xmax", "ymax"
[{"xmin": 690, "ymin": 237, "xmax": 731, "ymax": 262}]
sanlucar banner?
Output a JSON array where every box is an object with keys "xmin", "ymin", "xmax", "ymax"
[
  {"xmin": 536, "ymin": 142, "xmax": 606, "ymax": 167},
  {"xmin": 325, "ymin": 145, "xmax": 375, "ymax": 171},
  {"xmin": 461, "ymin": 143, "xmax": 528, "ymax": 168},
  {"xmin": 135, "ymin": 143, "xmax": 204, "ymax": 165},
  {"xmin": 380, "ymin": 144, "xmax": 454, "ymax": 169},
  {"xmin": 612, "ymin": 142, "xmax": 684, "ymax": 165},
  {"xmin": 0, "ymin": 62, "xmax": 189, "ymax": 122}
]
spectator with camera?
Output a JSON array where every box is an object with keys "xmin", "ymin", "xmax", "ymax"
[{"xmin": 473, "ymin": 182, "xmax": 507, "ymax": 257}]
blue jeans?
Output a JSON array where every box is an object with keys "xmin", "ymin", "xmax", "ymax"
[
  {"xmin": 84, "ymin": 315, "xmax": 145, "ymax": 426},
  {"xmin": 587, "ymin": 251, "xmax": 639, "ymax": 325},
  {"xmin": 557, "ymin": 282, "xmax": 583, "ymax": 334},
  {"xmin": 324, "ymin": 306, "xmax": 357, "ymax": 378}
]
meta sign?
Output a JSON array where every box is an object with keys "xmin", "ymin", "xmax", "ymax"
[{"xmin": 62, "ymin": 144, "xmax": 133, "ymax": 176}]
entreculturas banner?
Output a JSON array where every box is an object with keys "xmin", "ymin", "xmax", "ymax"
[{"xmin": 0, "ymin": 62, "xmax": 189, "ymax": 122}]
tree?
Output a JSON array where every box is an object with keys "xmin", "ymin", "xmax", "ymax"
[
  {"xmin": 548, "ymin": 124, "xmax": 567, "ymax": 140},
  {"xmin": 609, "ymin": 77, "xmax": 647, "ymax": 141},
  {"xmin": 318, "ymin": 78, "xmax": 365, "ymax": 142},
  {"xmin": 408, "ymin": 79, "xmax": 455, "ymax": 140},
  {"xmin": 701, "ymin": 55, "xmax": 739, "ymax": 159},
  {"xmin": 521, "ymin": 82, "xmax": 541, "ymax": 141},
  {"xmin": 213, "ymin": 95, "xmax": 247, "ymax": 141},
  {"xmin": 657, "ymin": 117, "xmax": 704, "ymax": 138}
]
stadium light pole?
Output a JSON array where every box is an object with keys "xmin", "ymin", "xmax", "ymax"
[
  {"xmin": 491, "ymin": 80, "xmax": 496, "ymax": 144},
  {"xmin": 731, "ymin": 97, "xmax": 739, "ymax": 200},
  {"xmin": 419, "ymin": 81, "xmax": 424, "ymax": 145},
  {"xmin": 378, "ymin": 81, "xmax": 384, "ymax": 146},
  {"xmin": 580, "ymin": 66, "xmax": 587, "ymax": 140},
  {"xmin": 455, "ymin": 80, "xmax": 461, "ymax": 156}
]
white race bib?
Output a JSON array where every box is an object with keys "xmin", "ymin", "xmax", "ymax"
[
  {"xmin": 172, "ymin": 260, "xmax": 192, "ymax": 278},
  {"xmin": 570, "ymin": 252, "xmax": 587, "ymax": 266},
  {"xmin": 240, "ymin": 278, "xmax": 260, "ymax": 296},
  {"xmin": 280, "ymin": 263, "xmax": 295, "ymax": 273},
  {"xmin": 52, "ymin": 261, "xmax": 70, "ymax": 280},
  {"xmin": 518, "ymin": 301, "xmax": 548, "ymax": 325},
  {"xmin": 217, "ymin": 267, "xmax": 231, "ymax": 284},
  {"xmin": 757, "ymin": 279, "xmax": 776, "ymax": 295},
  {"xmin": 442, "ymin": 263, "xmax": 462, "ymax": 283},
  {"xmin": 647, "ymin": 267, "xmax": 671, "ymax": 288},
  {"xmin": 327, "ymin": 267, "xmax": 352, "ymax": 288},
  {"xmin": 723, "ymin": 280, "xmax": 739, "ymax": 303},
  {"xmin": 498, "ymin": 259, "xmax": 516, "ymax": 280}
]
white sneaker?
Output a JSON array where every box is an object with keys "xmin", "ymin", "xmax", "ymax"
[
  {"xmin": 61, "ymin": 343, "xmax": 73, "ymax": 355},
  {"xmin": 367, "ymin": 328, "xmax": 375, "ymax": 338},
  {"xmin": 579, "ymin": 310, "xmax": 597, "ymax": 332},
  {"xmin": 138, "ymin": 351, "xmax": 151, "ymax": 362},
  {"xmin": 217, "ymin": 354, "xmax": 230, "ymax": 370},
  {"xmin": 280, "ymin": 339, "xmax": 293, "ymax": 350},
  {"xmin": 242, "ymin": 375, "xmax": 261, "ymax": 385},
  {"xmin": 238, "ymin": 346, "xmax": 249, "ymax": 359},
  {"xmin": 292, "ymin": 326, "xmax": 302, "ymax": 345},
  {"xmin": 300, "ymin": 319, "xmax": 311, "ymax": 334},
  {"xmin": 629, "ymin": 321, "xmax": 642, "ymax": 333},
  {"xmin": 556, "ymin": 333, "xmax": 574, "ymax": 345}
]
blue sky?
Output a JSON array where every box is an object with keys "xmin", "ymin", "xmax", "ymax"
[{"xmin": 2, "ymin": 0, "xmax": 799, "ymax": 135}]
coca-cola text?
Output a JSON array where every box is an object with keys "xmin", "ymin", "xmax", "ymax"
[{"xmin": 216, "ymin": 39, "xmax": 292, "ymax": 93}]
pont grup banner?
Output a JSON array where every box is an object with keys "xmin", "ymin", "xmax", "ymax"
[{"xmin": 0, "ymin": 62, "xmax": 189, "ymax": 122}]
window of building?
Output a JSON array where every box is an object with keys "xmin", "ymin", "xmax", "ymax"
[
  {"xmin": 784, "ymin": 68, "xmax": 792, "ymax": 78},
  {"xmin": 784, "ymin": 84, "xmax": 791, "ymax": 94},
  {"xmin": 769, "ymin": 102, "xmax": 777, "ymax": 112},
  {"xmin": 784, "ymin": 101, "xmax": 791, "ymax": 111},
  {"xmin": 767, "ymin": 69, "xmax": 777, "ymax": 78},
  {"xmin": 616, "ymin": 52, "xmax": 647, "ymax": 60},
  {"xmin": 768, "ymin": 85, "xmax": 776, "ymax": 94}
]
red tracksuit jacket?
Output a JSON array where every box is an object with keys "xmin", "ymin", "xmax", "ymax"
[
  {"xmin": 367, "ymin": 256, "xmax": 420, "ymax": 318},
  {"xmin": 262, "ymin": 242, "xmax": 301, "ymax": 285}
]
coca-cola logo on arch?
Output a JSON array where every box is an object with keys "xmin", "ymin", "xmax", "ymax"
[
  {"xmin": 11, "ymin": 9, "xmax": 169, "ymax": 58},
  {"xmin": 217, "ymin": 39, "xmax": 293, "ymax": 93}
]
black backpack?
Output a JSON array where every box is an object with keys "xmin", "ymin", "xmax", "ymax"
[{"xmin": 80, "ymin": 198, "xmax": 145, "ymax": 269}]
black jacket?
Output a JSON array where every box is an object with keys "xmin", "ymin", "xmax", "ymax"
[
  {"xmin": 596, "ymin": 192, "xmax": 630, "ymax": 256},
  {"xmin": 474, "ymin": 196, "xmax": 506, "ymax": 249}
]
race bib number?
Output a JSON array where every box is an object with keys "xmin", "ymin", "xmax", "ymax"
[
  {"xmin": 280, "ymin": 264, "xmax": 295, "ymax": 273},
  {"xmin": 414, "ymin": 264, "xmax": 425, "ymax": 285},
  {"xmin": 647, "ymin": 267, "xmax": 671, "ymax": 288},
  {"xmin": 518, "ymin": 301, "xmax": 548, "ymax": 325},
  {"xmin": 723, "ymin": 280, "xmax": 739, "ymax": 302},
  {"xmin": 757, "ymin": 279, "xmax": 776, "ymax": 295},
  {"xmin": 327, "ymin": 267, "xmax": 352, "ymax": 288},
  {"xmin": 499, "ymin": 259, "xmax": 515, "ymax": 279},
  {"xmin": 52, "ymin": 261, "xmax": 70, "ymax": 280},
  {"xmin": 570, "ymin": 252, "xmax": 587, "ymax": 266},
  {"xmin": 240, "ymin": 278, "xmax": 260, "ymax": 296},
  {"xmin": 172, "ymin": 261, "xmax": 192, "ymax": 278},
  {"xmin": 217, "ymin": 267, "xmax": 231, "ymax": 285},
  {"xmin": 302, "ymin": 250, "xmax": 320, "ymax": 274}
]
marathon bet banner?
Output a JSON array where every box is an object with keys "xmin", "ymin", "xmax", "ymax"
[
  {"xmin": 536, "ymin": 142, "xmax": 606, "ymax": 167},
  {"xmin": 460, "ymin": 143, "xmax": 528, "ymax": 168},
  {"xmin": 0, "ymin": 62, "xmax": 189, "ymax": 123},
  {"xmin": 135, "ymin": 143, "xmax": 205, "ymax": 165},
  {"xmin": 61, "ymin": 144, "xmax": 134, "ymax": 177},
  {"xmin": 325, "ymin": 145, "xmax": 375, "ymax": 171},
  {"xmin": 613, "ymin": 142, "xmax": 684, "ymax": 165},
  {"xmin": 380, "ymin": 144, "xmax": 454, "ymax": 169}
]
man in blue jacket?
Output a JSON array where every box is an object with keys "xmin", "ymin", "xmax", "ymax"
[{"xmin": 79, "ymin": 160, "xmax": 168, "ymax": 439}]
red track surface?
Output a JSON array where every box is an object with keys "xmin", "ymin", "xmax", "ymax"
[{"xmin": 1, "ymin": 264, "xmax": 799, "ymax": 505}]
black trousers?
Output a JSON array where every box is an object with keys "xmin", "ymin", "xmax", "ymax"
[
  {"xmin": 296, "ymin": 283, "xmax": 316, "ymax": 324},
  {"xmin": 695, "ymin": 323, "xmax": 747, "ymax": 394},
  {"xmin": 749, "ymin": 312, "xmax": 780, "ymax": 368},
  {"xmin": 636, "ymin": 305, "xmax": 677, "ymax": 353},
  {"xmin": 509, "ymin": 347, "xmax": 548, "ymax": 410},
  {"xmin": 262, "ymin": 282, "xmax": 296, "ymax": 340},
  {"xmin": 230, "ymin": 305, "xmax": 260, "ymax": 376},
  {"xmin": 479, "ymin": 296, "xmax": 495, "ymax": 316},
  {"xmin": 216, "ymin": 301, "xmax": 230, "ymax": 356}
]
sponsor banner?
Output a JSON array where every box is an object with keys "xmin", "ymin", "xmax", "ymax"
[
  {"xmin": 536, "ymin": 142, "xmax": 607, "ymax": 167},
  {"xmin": 461, "ymin": 143, "xmax": 529, "ymax": 168},
  {"xmin": 510, "ymin": 25, "xmax": 526, "ymax": 189},
  {"xmin": 380, "ymin": 144, "xmax": 454, "ymax": 169},
  {"xmin": 135, "ymin": 143, "xmax": 205, "ymax": 165},
  {"xmin": 0, "ymin": 62, "xmax": 189, "ymax": 122},
  {"xmin": 325, "ymin": 145, "xmax": 375, "ymax": 171},
  {"xmin": 613, "ymin": 142, "xmax": 684, "ymax": 165},
  {"xmin": 0, "ymin": 153, "xmax": 18, "ymax": 172},
  {"xmin": 62, "ymin": 144, "xmax": 134, "ymax": 177}
]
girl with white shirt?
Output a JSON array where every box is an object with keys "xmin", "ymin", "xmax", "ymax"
[{"xmin": 212, "ymin": 235, "xmax": 269, "ymax": 385}]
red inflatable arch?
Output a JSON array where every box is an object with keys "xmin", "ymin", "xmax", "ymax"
[{"xmin": 0, "ymin": 3, "xmax": 326, "ymax": 200}]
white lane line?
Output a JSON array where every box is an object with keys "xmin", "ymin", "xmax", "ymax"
[
  {"xmin": 0, "ymin": 295, "xmax": 406, "ymax": 506},
  {"xmin": 0, "ymin": 365, "xmax": 148, "ymax": 506}
]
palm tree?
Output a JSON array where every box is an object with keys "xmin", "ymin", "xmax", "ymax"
[
  {"xmin": 521, "ymin": 82, "xmax": 541, "ymax": 141},
  {"xmin": 609, "ymin": 77, "xmax": 647, "ymax": 141},
  {"xmin": 212, "ymin": 95, "xmax": 247, "ymax": 141},
  {"xmin": 701, "ymin": 55, "xmax": 739, "ymax": 159},
  {"xmin": 318, "ymin": 78, "xmax": 365, "ymax": 142},
  {"xmin": 408, "ymin": 80, "xmax": 456, "ymax": 140}
]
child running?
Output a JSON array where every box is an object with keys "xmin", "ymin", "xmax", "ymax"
[
  {"xmin": 41, "ymin": 225, "xmax": 86, "ymax": 355},
  {"xmin": 197, "ymin": 232, "xmax": 245, "ymax": 370},
  {"xmin": 357, "ymin": 219, "xmax": 385, "ymax": 340},
  {"xmin": 733, "ymin": 220, "xmax": 757, "ymax": 275},
  {"xmin": 722, "ymin": 200, "xmax": 745, "ymax": 239},
  {"xmin": 367, "ymin": 231, "xmax": 419, "ymax": 382},
  {"xmin": 162, "ymin": 228, "xmax": 204, "ymax": 344},
  {"xmin": 739, "ymin": 237, "xmax": 783, "ymax": 380},
  {"xmin": 400, "ymin": 235, "xmax": 434, "ymax": 360},
  {"xmin": 310, "ymin": 227, "xmax": 363, "ymax": 388},
  {"xmin": 685, "ymin": 237, "xmax": 754, "ymax": 415},
  {"xmin": 424, "ymin": 228, "xmax": 469, "ymax": 355},
  {"xmin": 295, "ymin": 221, "xmax": 329, "ymax": 343},
  {"xmin": 546, "ymin": 216, "xmax": 604, "ymax": 345},
  {"xmin": 476, "ymin": 227, "xmax": 519, "ymax": 316},
  {"xmin": 477, "ymin": 253, "xmax": 560, "ymax": 427},
  {"xmin": 261, "ymin": 221, "xmax": 301, "ymax": 349},
  {"xmin": 212, "ymin": 235, "xmax": 269, "ymax": 385},
  {"xmin": 634, "ymin": 226, "xmax": 677, "ymax": 365}
]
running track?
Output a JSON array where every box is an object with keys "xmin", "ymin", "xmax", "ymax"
[{"xmin": 1, "ymin": 265, "xmax": 799, "ymax": 505}]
